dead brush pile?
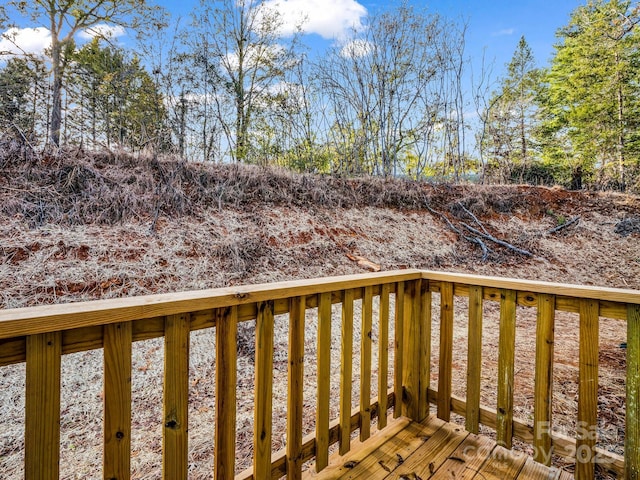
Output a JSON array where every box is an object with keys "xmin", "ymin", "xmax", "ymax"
[
  {"xmin": 1, "ymin": 148, "xmax": 639, "ymax": 479},
  {"xmin": 0, "ymin": 147, "xmax": 613, "ymax": 227}
]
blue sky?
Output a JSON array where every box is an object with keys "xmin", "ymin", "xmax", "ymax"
[{"xmin": 1, "ymin": 0, "xmax": 583, "ymax": 80}]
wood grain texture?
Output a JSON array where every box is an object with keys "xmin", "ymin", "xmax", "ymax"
[
  {"xmin": 25, "ymin": 332, "xmax": 61, "ymax": 480},
  {"xmin": 628, "ymin": 304, "xmax": 640, "ymax": 480},
  {"xmin": 236, "ymin": 392, "xmax": 396, "ymax": 480},
  {"xmin": 533, "ymin": 294, "xmax": 555, "ymax": 466},
  {"xmin": 466, "ymin": 285, "xmax": 483, "ymax": 434},
  {"xmin": 316, "ymin": 292, "xmax": 332, "ymax": 472},
  {"xmin": 0, "ymin": 270, "xmax": 422, "ymax": 340},
  {"xmin": 360, "ymin": 286, "xmax": 373, "ymax": 441},
  {"xmin": 377, "ymin": 284, "xmax": 390, "ymax": 430},
  {"xmin": 287, "ymin": 296, "xmax": 306, "ymax": 479},
  {"xmin": 215, "ymin": 306, "xmax": 237, "ymax": 479},
  {"xmin": 163, "ymin": 313, "xmax": 190, "ymax": 480},
  {"xmin": 496, "ymin": 289, "xmax": 516, "ymax": 449},
  {"xmin": 104, "ymin": 322, "xmax": 132, "ymax": 480},
  {"xmin": 437, "ymin": 282, "xmax": 454, "ymax": 421},
  {"xmin": 421, "ymin": 270, "xmax": 640, "ymax": 304},
  {"xmin": 394, "ymin": 282, "xmax": 405, "ymax": 419},
  {"xmin": 426, "ymin": 388, "xmax": 625, "ymax": 477},
  {"xmin": 576, "ymin": 299, "xmax": 599, "ymax": 480},
  {"xmin": 402, "ymin": 280, "xmax": 422, "ymax": 420},
  {"xmin": 419, "ymin": 280, "xmax": 431, "ymax": 422},
  {"xmin": 339, "ymin": 289, "xmax": 354, "ymax": 455},
  {"xmin": 254, "ymin": 301, "xmax": 274, "ymax": 480}
]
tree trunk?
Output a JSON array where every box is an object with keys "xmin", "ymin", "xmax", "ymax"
[{"xmin": 50, "ymin": 39, "xmax": 63, "ymax": 146}]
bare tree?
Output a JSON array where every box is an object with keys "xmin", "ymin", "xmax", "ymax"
[
  {"xmin": 190, "ymin": 0, "xmax": 301, "ymax": 163},
  {"xmin": 318, "ymin": 4, "xmax": 469, "ymax": 178},
  {"xmin": 6, "ymin": 0, "xmax": 164, "ymax": 147}
]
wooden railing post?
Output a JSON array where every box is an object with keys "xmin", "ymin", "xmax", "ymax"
[
  {"xmin": 628, "ymin": 304, "xmax": 640, "ymax": 480},
  {"xmin": 215, "ymin": 306, "xmax": 238, "ymax": 479},
  {"xmin": 378, "ymin": 284, "xmax": 390, "ymax": 430},
  {"xmin": 402, "ymin": 279, "xmax": 423, "ymax": 420},
  {"xmin": 104, "ymin": 322, "xmax": 132, "ymax": 480},
  {"xmin": 419, "ymin": 280, "xmax": 432, "ymax": 421},
  {"xmin": 25, "ymin": 332, "xmax": 61, "ymax": 480},
  {"xmin": 533, "ymin": 294, "xmax": 555, "ymax": 466},
  {"xmin": 576, "ymin": 299, "xmax": 599, "ymax": 480},
  {"xmin": 316, "ymin": 292, "xmax": 332, "ymax": 472},
  {"xmin": 394, "ymin": 282, "xmax": 405, "ymax": 419},
  {"xmin": 466, "ymin": 286, "xmax": 483, "ymax": 434},
  {"xmin": 437, "ymin": 282, "xmax": 454, "ymax": 421},
  {"xmin": 360, "ymin": 286, "xmax": 373, "ymax": 440},
  {"xmin": 496, "ymin": 289, "xmax": 516, "ymax": 448},
  {"xmin": 254, "ymin": 301, "xmax": 274, "ymax": 480},
  {"xmin": 163, "ymin": 313, "xmax": 190, "ymax": 480},
  {"xmin": 287, "ymin": 296, "xmax": 305, "ymax": 479},
  {"xmin": 339, "ymin": 289, "xmax": 354, "ymax": 453}
]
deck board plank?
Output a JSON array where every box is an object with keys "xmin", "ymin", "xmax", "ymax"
[
  {"xmin": 430, "ymin": 432, "xmax": 495, "ymax": 480},
  {"xmin": 302, "ymin": 417, "xmax": 571, "ymax": 480},
  {"xmin": 392, "ymin": 421, "xmax": 469, "ymax": 478},
  {"xmin": 472, "ymin": 444, "xmax": 528, "ymax": 480}
]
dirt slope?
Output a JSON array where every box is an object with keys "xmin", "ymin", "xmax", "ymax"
[
  {"xmin": 1, "ymin": 152, "xmax": 639, "ymax": 308},
  {"xmin": 1, "ymin": 151, "xmax": 639, "ymax": 479}
]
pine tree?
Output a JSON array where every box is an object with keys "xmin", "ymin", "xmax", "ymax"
[
  {"xmin": 539, "ymin": 0, "xmax": 640, "ymax": 190},
  {"xmin": 483, "ymin": 36, "xmax": 541, "ymax": 183}
]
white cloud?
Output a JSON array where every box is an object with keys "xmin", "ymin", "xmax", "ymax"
[
  {"xmin": 0, "ymin": 27, "xmax": 51, "ymax": 57},
  {"xmin": 340, "ymin": 39, "xmax": 373, "ymax": 58},
  {"xmin": 260, "ymin": 0, "xmax": 367, "ymax": 40},
  {"xmin": 491, "ymin": 28, "xmax": 515, "ymax": 37},
  {"xmin": 78, "ymin": 24, "xmax": 126, "ymax": 40},
  {"xmin": 222, "ymin": 43, "xmax": 286, "ymax": 72}
]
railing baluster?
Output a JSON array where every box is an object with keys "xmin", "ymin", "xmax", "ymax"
[
  {"xmin": 254, "ymin": 301, "xmax": 274, "ymax": 480},
  {"xmin": 627, "ymin": 304, "xmax": 640, "ymax": 480},
  {"xmin": 316, "ymin": 292, "xmax": 332, "ymax": 472},
  {"xmin": 104, "ymin": 322, "xmax": 132, "ymax": 480},
  {"xmin": 215, "ymin": 306, "xmax": 237, "ymax": 479},
  {"xmin": 163, "ymin": 313, "xmax": 190, "ymax": 480},
  {"xmin": 497, "ymin": 289, "xmax": 516, "ymax": 448},
  {"xmin": 378, "ymin": 283, "xmax": 390, "ymax": 430},
  {"xmin": 287, "ymin": 296, "xmax": 305, "ymax": 479},
  {"xmin": 534, "ymin": 294, "xmax": 555, "ymax": 465},
  {"xmin": 437, "ymin": 281, "xmax": 454, "ymax": 421},
  {"xmin": 466, "ymin": 285, "xmax": 483, "ymax": 434},
  {"xmin": 25, "ymin": 332, "xmax": 61, "ymax": 480},
  {"xmin": 576, "ymin": 299, "xmax": 599, "ymax": 480},
  {"xmin": 360, "ymin": 286, "xmax": 373, "ymax": 440},
  {"xmin": 394, "ymin": 282, "xmax": 405, "ymax": 419},
  {"xmin": 419, "ymin": 280, "xmax": 432, "ymax": 421},
  {"xmin": 339, "ymin": 289, "xmax": 354, "ymax": 454},
  {"xmin": 403, "ymin": 279, "xmax": 422, "ymax": 420}
]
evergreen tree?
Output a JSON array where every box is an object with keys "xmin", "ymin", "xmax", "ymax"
[
  {"xmin": 483, "ymin": 36, "xmax": 541, "ymax": 183},
  {"xmin": 0, "ymin": 57, "xmax": 48, "ymax": 143},
  {"xmin": 539, "ymin": 0, "xmax": 640, "ymax": 189}
]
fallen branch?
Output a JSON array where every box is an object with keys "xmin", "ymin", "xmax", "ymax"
[
  {"xmin": 461, "ymin": 222, "xmax": 533, "ymax": 257},
  {"xmin": 426, "ymin": 204, "xmax": 492, "ymax": 261},
  {"xmin": 457, "ymin": 201, "xmax": 490, "ymax": 236},
  {"xmin": 547, "ymin": 216, "xmax": 580, "ymax": 234}
]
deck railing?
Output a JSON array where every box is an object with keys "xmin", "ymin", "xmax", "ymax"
[{"xmin": 0, "ymin": 270, "xmax": 638, "ymax": 479}]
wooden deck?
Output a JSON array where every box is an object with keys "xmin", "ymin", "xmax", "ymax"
[{"xmin": 306, "ymin": 415, "xmax": 574, "ymax": 480}]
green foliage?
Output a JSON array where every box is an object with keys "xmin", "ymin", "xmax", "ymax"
[
  {"xmin": 538, "ymin": 0, "xmax": 640, "ymax": 190},
  {"xmin": 0, "ymin": 57, "xmax": 48, "ymax": 141},
  {"xmin": 69, "ymin": 39, "xmax": 169, "ymax": 150},
  {"xmin": 483, "ymin": 36, "xmax": 542, "ymax": 183}
]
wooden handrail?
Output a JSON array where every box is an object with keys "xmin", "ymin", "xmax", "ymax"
[{"xmin": 1, "ymin": 270, "xmax": 639, "ymax": 479}]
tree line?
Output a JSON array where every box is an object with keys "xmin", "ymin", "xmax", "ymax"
[{"xmin": 1, "ymin": 0, "xmax": 639, "ymax": 191}]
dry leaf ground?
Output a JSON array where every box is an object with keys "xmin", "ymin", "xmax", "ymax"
[{"xmin": 1, "ymin": 153, "xmax": 638, "ymax": 478}]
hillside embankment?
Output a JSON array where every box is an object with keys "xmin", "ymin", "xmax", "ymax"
[{"xmin": 1, "ymin": 149, "xmax": 639, "ymax": 308}]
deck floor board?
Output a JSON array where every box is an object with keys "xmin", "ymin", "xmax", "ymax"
[{"xmin": 304, "ymin": 416, "xmax": 574, "ymax": 480}]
